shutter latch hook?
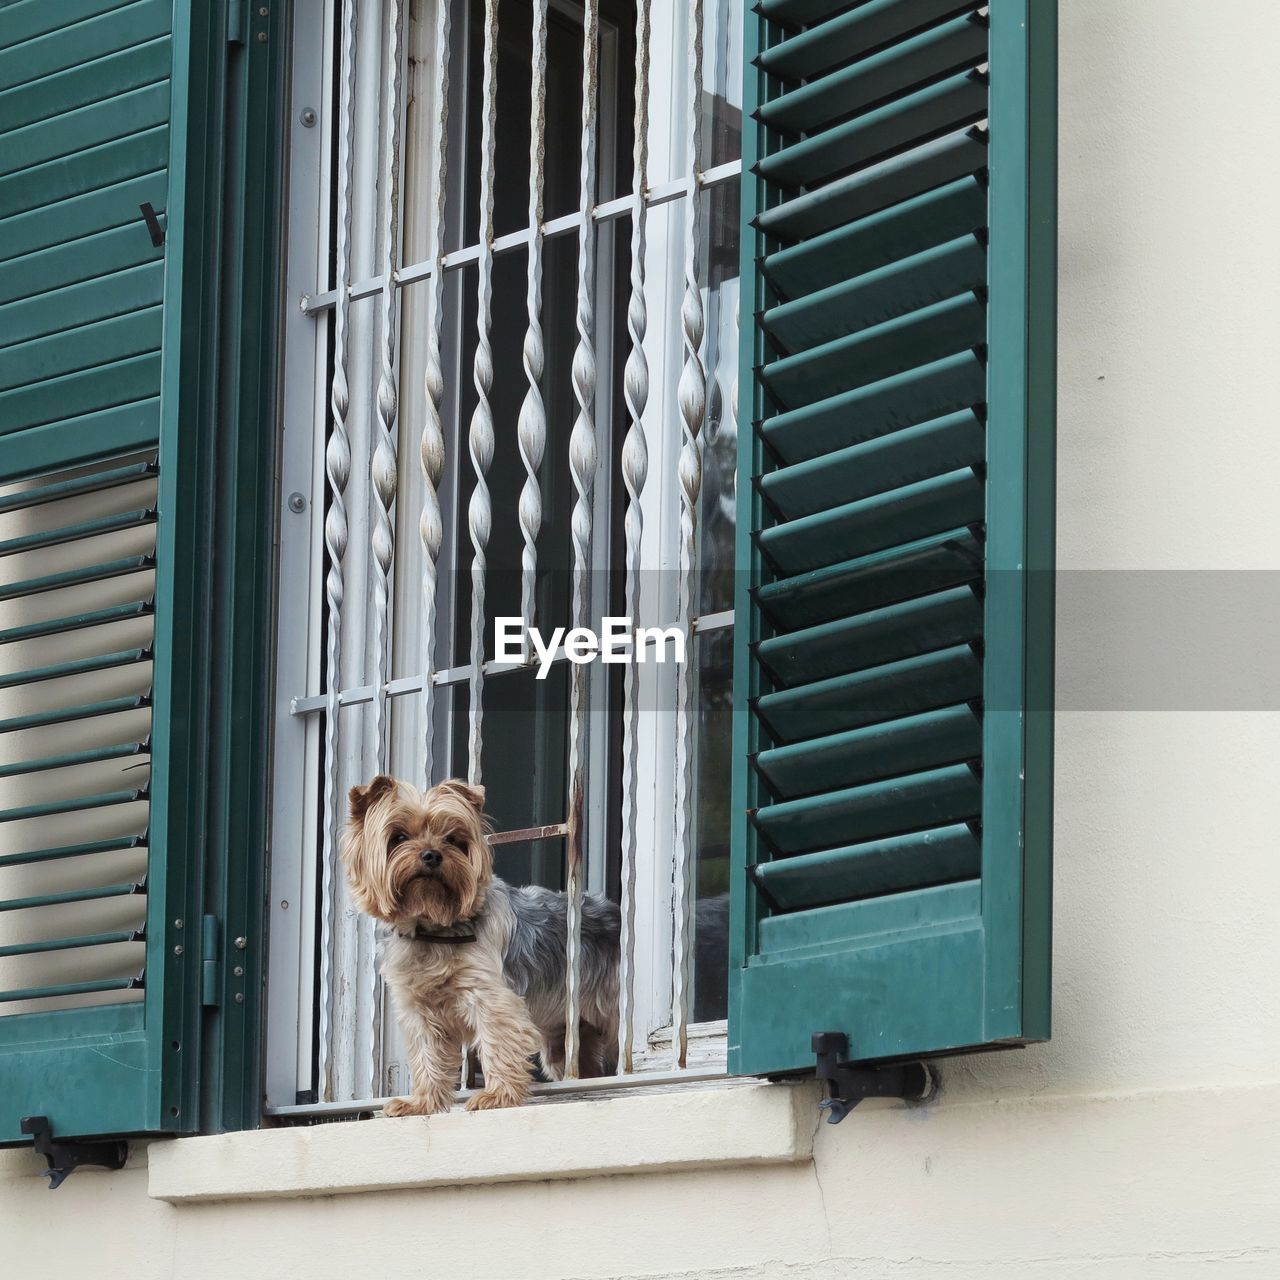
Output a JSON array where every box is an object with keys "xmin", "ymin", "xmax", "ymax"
[
  {"xmin": 812, "ymin": 1033, "xmax": 936, "ymax": 1124},
  {"xmin": 19, "ymin": 1116, "xmax": 128, "ymax": 1189}
]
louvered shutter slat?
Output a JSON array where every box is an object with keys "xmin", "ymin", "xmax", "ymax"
[{"xmin": 731, "ymin": 0, "xmax": 1056, "ymax": 1075}]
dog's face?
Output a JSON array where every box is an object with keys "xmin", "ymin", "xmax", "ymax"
[{"xmin": 341, "ymin": 776, "xmax": 493, "ymax": 927}]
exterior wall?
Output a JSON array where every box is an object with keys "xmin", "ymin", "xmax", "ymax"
[{"xmin": 3, "ymin": 1, "xmax": 1279, "ymax": 1275}]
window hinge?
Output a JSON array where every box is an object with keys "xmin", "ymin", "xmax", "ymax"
[
  {"xmin": 227, "ymin": 0, "xmax": 246, "ymax": 46},
  {"xmin": 811, "ymin": 1033, "xmax": 936, "ymax": 1124},
  {"xmin": 201, "ymin": 915, "xmax": 221, "ymax": 1007}
]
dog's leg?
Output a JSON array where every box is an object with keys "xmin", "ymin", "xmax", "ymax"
[
  {"xmin": 385, "ymin": 1008, "xmax": 459, "ymax": 1116},
  {"xmin": 463, "ymin": 979, "xmax": 543, "ymax": 1111}
]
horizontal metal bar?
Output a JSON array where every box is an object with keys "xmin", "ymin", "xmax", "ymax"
[
  {"xmin": 0, "ymin": 460, "xmax": 156, "ymax": 517},
  {"xmin": 0, "ymin": 693, "xmax": 150, "ymax": 735},
  {"xmin": 0, "ymin": 880, "xmax": 145, "ymax": 914},
  {"xmin": 0, "ymin": 975, "xmax": 143, "ymax": 1004},
  {"xmin": 0, "ymin": 739, "xmax": 149, "ymax": 781},
  {"xmin": 0, "ymin": 597, "xmax": 154, "ymax": 646},
  {"xmin": 0, "ymin": 554, "xmax": 154, "ymax": 602},
  {"xmin": 0, "ymin": 787, "xmax": 148, "ymax": 824},
  {"xmin": 0, "ymin": 835, "xmax": 147, "ymax": 871},
  {"xmin": 489, "ymin": 823, "xmax": 568, "ymax": 846},
  {"xmin": 263, "ymin": 1066, "xmax": 736, "ymax": 1117},
  {"xmin": 0, "ymin": 508, "xmax": 156, "ymax": 558},
  {"xmin": 300, "ymin": 160, "xmax": 744, "ymax": 313},
  {"xmin": 0, "ymin": 930, "xmax": 144, "ymax": 960},
  {"xmin": 0, "ymin": 647, "xmax": 150, "ymax": 691},
  {"xmin": 291, "ymin": 612, "xmax": 734, "ymax": 716}
]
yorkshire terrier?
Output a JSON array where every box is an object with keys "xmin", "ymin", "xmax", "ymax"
[{"xmin": 342, "ymin": 776, "xmax": 620, "ymax": 1113}]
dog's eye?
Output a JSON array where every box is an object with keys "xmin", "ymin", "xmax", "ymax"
[{"xmin": 388, "ymin": 832, "xmax": 408, "ymax": 849}]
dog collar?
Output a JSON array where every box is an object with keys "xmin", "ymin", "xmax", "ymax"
[{"xmin": 405, "ymin": 919, "xmax": 478, "ymax": 945}]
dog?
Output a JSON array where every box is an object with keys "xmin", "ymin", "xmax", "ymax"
[{"xmin": 341, "ymin": 775, "xmax": 620, "ymax": 1113}]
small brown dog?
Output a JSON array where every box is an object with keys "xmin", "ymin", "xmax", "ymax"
[{"xmin": 342, "ymin": 776, "xmax": 619, "ymax": 1113}]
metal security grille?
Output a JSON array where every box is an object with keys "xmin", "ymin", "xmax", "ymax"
[
  {"xmin": 0, "ymin": 456, "xmax": 156, "ymax": 1013},
  {"xmin": 269, "ymin": 0, "xmax": 742, "ymax": 1107}
]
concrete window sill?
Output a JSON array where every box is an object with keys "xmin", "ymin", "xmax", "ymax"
[{"xmin": 147, "ymin": 1080, "xmax": 816, "ymax": 1203}]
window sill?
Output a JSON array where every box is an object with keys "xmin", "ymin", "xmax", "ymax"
[{"xmin": 147, "ymin": 1079, "xmax": 816, "ymax": 1203}]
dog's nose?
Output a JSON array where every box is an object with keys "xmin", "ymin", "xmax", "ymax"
[{"xmin": 420, "ymin": 849, "xmax": 442, "ymax": 869}]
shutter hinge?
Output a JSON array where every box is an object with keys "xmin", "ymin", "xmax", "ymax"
[
  {"xmin": 227, "ymin": 0, "xmax": 246, "ymax": 46},
  {"xmin": 201, "ymin": 915, "xmax": 221, "ymax": 1007},
  {"xmin": 811, "ymin": 1033, "xmax": 936, "ymax": 1125}
]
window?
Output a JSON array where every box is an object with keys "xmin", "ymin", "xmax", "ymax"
[
  {"xmin": 267, "ymin": 0, "xmax": 744, "ymax": 1108},
  {"xmin": 2, "ymin": 0, "xmax": 1056, "ymax": 1148}
]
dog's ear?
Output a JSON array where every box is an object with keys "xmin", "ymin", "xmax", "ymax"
[
  {"xmin": 348, "ymin": 774, "xmax": 398, "ymax": 821},
  {"xmin": 434, "ymin": 779, "xmax": 486, "ymax": 812}
]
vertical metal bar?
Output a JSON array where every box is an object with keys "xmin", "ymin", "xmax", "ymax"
[
  {"xmin": 617, "ymin": 0, "xmax": 651, "ymax": 1076},
  {"xmin": 564, "ymin": 0, "xmax": 600, "ymax": 1081},
  {"xmin": 418, "ymin": 0, "xmax": 452, "ymax": 788},
  {"xmin": 517, "ymin": 0, "xmax": 549, "ymax": 656},
  {"xmin": 370, "ymin": 0, "xmax": 406, "ymax": 770},
  {"xmin": 466, "ymin": 0, "xmax": 500, "ymax": 786},
  {"xmin": 671, "ymin": 0, "xmax": 705, "ymax": 1069},
  {"xmin": 317, "ymin": 0, "xmax": 359, "ymax": 1105},
  {"xmin": 365, "ymin": 0, "xmax": 406, "ymax": 1100}
]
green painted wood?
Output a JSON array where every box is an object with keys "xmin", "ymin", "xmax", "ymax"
[
  {"xmin": 0, "ymin": 35, "xmax": 170, "ymax": 135},
  {"xmin": 0, "ymin": 694, "xmax": 149, "ymax": 737},
  {"xmin": 757, "ymin": 127, "xmax": 988, "ymax": 243},
  {"xmin": 0, "ymin": 262, "xmax": 165, "ymax": 351},
  {"xmin": 731, "ymin": 0, "xmax": 1055, "ymax": 1077},
  {"xmin": 0, "ymin": 217, "xmax": 165, "ymax": 305},
  {"xmin": 0, "ymin": 739, "xmax": 148, "ymax": 778},
  {"xmin": 0, "ymin": 598, "xmax": 152, "ymax": 646},
  {"xmin": 758, "ymin": 469, "xmax": 985, "ymax": 576},
  {"xmin": 759, "ymin": 0, "xmax": 978, "ymax": 81},
  {"xmin": 0, "ymin": 553, "xmax": 154, "ymax": 602},
  {"xmin": 756, "ymin": 585, "xmax": 983, "ymax": 685},
  {"xmin": 756, "ymin": 529, "xmax": 984, "ymax": 630},
  {"xmin": 0, "ymin": 306, "xmax": 162, "ymax": 392},
  {"xmin": 764, "ymin": 236, "xmax": 986, "ymax": 354},
  {"xmin": 0, "ymin": 459, "xmax": 154, "ymax": 514},
  {"xmin": 760, "ymin": 348, "xmax": 986, "ymax": 465},
  {"xmin": 0, "ymin": 0, "xmax": 138, "ymax": 50},
  {"xmin": 761, "ymin": 410, "xmax": 986, "ymax": 521},
  {"xmin": 755, "ymin": 645, "xmax": 984, "ymax": 744},
  {"xmin": 0, "ymin": 0, "xmax": 170, "ymax": 91},
  {"xmin": 0, "ymin": 647, "xmax": 149, "ymax": 690},
  {"xmin": 759, "ymin": 70, "xmax": 989, "ymax": 191},
  {"xmin": 762, "ymin": 293, "xmax": 986, "ymax": 411},
  {"xmin": 760, "ymin": 13, "xmax": 989, "ymax": 136},
  {"xmin": 0, "ymin": 836, "xmax": 146, "ymax": 872},
  {"xmin": 0, "ymin": 979, "xmax": 143, "ymax": 1007},
  {"xmin": 0, "ymin": 356, "xmax": 163, "ymax": 436},
  {"xmin": 755, "ymin": 831, "xmax": 981, "ymax": 912},
  {"xmin": 764, "ymin": 177, "xmax": 988, "ymax": 302},
  {"xmin": 0, "ymin": 508, "xmax": 155, "ymax": 556},
  {"xmin": 756, "ymin": 705, "xmax": 982, "ymax": 798},
  {"xmin": 0, "ymin": 169, "xmax": 167, "ymax": 264},
  {"xmin": 0, "ymin": 930, "xmax": 144, "ymax": 961},
  {"xmin": 0, "ymin": 788, "xmax": 147, "ymax": 826},
  {"xmin": 0, "ymin": 881, "xmax": 145, "ymax": 914}
]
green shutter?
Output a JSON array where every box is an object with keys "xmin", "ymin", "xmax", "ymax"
[
  {"xmin": 730, "ymin": 0, "xmax": 1056, "ymax": 1076},
  {"xmin": 0, "ymin": 0, "xmax": 225, "ymax": 1143}
]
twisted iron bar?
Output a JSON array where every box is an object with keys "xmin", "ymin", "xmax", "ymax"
[
  {"xmin": 466, "ymin": 0, "xmax": 501, "ymax": 786},
  {"xmin": 564, "ymin": 0, "xmax": 600, "ymax": 1080},
  {"xmin": 419, "ymin": 0, "xmax": 452, "ymax": 786},
  {"xmin": 671, "ymin": 0, "xmax": 705, "ymax": 1070},
  {"xmin": 517, "ymin": 0, "xmax": 550, "ymax": 658},
  {"xmin": 617, "ymin": 0, "xmax": 651, "ymax": 1075},
  {"xmin": 317, "ymin": 0, "xmax": 359, "ymax": 1106}
]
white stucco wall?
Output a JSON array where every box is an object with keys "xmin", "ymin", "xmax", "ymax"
[{"xmin": 4, "ymin": 1, "xmax": 1280, "ymax": 1275}]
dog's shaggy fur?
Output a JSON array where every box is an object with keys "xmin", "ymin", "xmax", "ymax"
[{"xmin": 341, "ymin": 775, "xmax": 619, "ymax": 1113}]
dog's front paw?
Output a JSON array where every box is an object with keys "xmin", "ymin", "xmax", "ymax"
[
  {"xmin": 464, "ymin": 1085, "xmax": 527, "ymax": 1112},
  {"xmin": 384, "ymin": 1093, "xmax": 451, "ymax": 1117}
]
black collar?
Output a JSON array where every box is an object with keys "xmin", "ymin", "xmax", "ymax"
[{"xmin": 400, "ymin": 918, "xmax": 479, "ymax": 945}]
